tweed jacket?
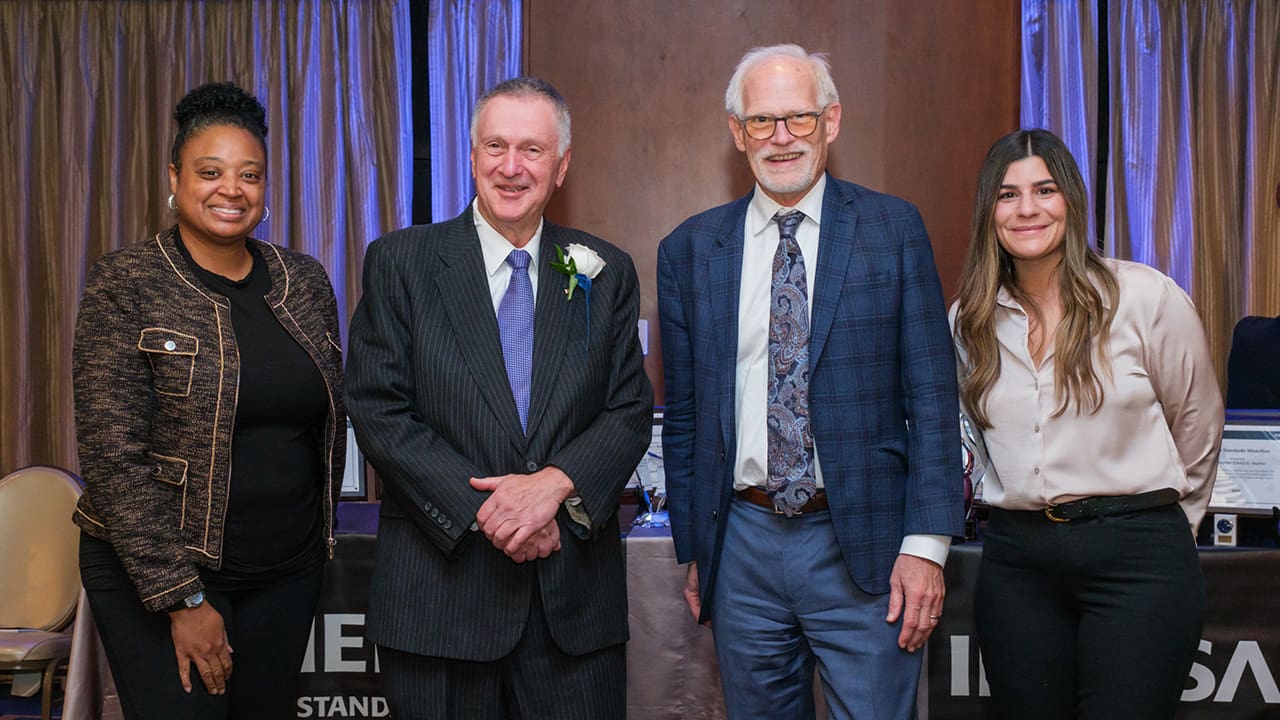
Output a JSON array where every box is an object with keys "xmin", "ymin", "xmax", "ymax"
[{"xmin": 73, "ymin": 227, "xmax": 346, "ymax": 612}]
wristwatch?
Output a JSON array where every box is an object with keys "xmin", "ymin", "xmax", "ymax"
[{"xmin": 182, "ymin": 590, "xmax": 206, "ymax": 609}]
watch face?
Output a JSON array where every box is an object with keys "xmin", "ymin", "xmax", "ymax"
[{"xmin": 185, "ymin": 590, "xmax": 206, "ymax": 608}]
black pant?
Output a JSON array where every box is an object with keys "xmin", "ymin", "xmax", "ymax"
[
  {"xmin": 975, "ymin": 503, "xmax": 1205, "ymax": 720},
  {"xmin": 380, "ymin": 586, "xmax": 625, "ymax": 720},
  {"xmin": 80, "ymin": 535, "xmax": 323, "ymax": 720}
]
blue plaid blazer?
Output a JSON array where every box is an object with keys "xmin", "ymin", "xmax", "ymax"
[{"xmin": 657, "ymin": 175, "xmax": 963, "ymax": 619}]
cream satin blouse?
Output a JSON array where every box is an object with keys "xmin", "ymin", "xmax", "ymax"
[{"xmin": 954, "ymin": 259, "xmax": 1223, "ymax": 531}]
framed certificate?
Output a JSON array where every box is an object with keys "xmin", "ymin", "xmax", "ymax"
[
  {"xmin": 1208, "ymin": 410, "xmax": 1280, "ymax": 515},
  {"xmin": 628, "ymin": 411, "xmax": 665, "ymax": 495},
  {"xmin": 341, "ymin": 420, "xmax": 368, "ymax": 499}
]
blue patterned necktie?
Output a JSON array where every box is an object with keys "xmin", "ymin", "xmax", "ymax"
[
  {"xmin": 767, "ymin": 210, "xmax": 817, "ymax": 515},
  {"xmin": 497, "ymin": 249, "xmax": 534, "ymax": 433}
]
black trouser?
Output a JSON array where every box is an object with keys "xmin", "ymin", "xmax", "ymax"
[
  {"xmin": 379, "ymin": 585, "xmax": 626, "ymax": 720},
  {"xmin": 975, "ymin": 503, "xmax": 1205, "ymax": 720},
  {"xmin": 80, "ymin": 535, "xmax": 323, "ymax": 720}
]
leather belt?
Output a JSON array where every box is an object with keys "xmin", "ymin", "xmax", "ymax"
[
  {"xmin": 1043, "ymin": 488, "xmax": 1180, "ymax": 523},
  {"xmin": 737, "ymin": 486, "xmax": 829, "ymax": 515}
]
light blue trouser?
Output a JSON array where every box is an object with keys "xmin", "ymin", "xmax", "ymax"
[{"xmin": 710, "ymin": 497, "xmax": 922, "ymax": 720}]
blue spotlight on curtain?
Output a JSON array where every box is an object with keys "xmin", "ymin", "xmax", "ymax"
[
  {"xmin": 1020, "ymin": 0, "xmax": 1100, "ymax": 245},
  {"xmin": 428, "ymin": 0, "xmax": 524, "ymax": 222}
]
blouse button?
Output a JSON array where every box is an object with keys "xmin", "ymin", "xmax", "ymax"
[
  {"xmin": 1034, "ymin": 424, "xmax": 1041, "ymax": 433},
  {"xmin": 1033, "ymin": 466, "xmax": 1041, "ymax": 475},
  {"xmin": 164, "ymin": 340, "xmax": 177, "ymax": 351}
]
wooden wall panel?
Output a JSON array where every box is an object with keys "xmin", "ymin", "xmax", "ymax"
[{"xmin": 526, "ymin": 1, "xmax": 1020, "ymax": 403}]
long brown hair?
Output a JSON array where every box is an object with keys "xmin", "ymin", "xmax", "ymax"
[{"xmin": 954, "ymin": 129, "xmax": 1118, "ymax": 428}]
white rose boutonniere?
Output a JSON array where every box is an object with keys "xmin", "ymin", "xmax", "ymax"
[
  {"xmin": 550, "ymin": 243, "xmax": 606, "ymax": 300},
  {"xmin": 550, "ymin": 243, "xmax": 607, "ymax": 347}
]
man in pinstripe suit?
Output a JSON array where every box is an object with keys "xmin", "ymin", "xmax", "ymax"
[
  {"xmin": 657, "ymin": 45, "xmax": 963, "ymax": 718},
  {"xmin": 346, "ymin": 77, "xmax": 652, "ymax": 719}
]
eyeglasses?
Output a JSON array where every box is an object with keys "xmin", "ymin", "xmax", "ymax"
[{"xmin": 736, "ymin": 109, "xmax": 826, "ymax": 140}]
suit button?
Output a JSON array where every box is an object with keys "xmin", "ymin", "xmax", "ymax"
[
  {"xmin": 429, "ymin": 508, "xmax": 438, "ymax": 519},
  {"xmin": 526, "ymin": 460, "xmax": 538, "ymax": 472},
  {"xmin": 443, "ymin": 519, "xmax": 453, "ymax": 530},
  {"xmin": 719, "ymin": 451, "xmax": 726, "ymax": 461},
  {"xmin": 712, "ymin": 510, "xmax": 718, "ymax": 520}
]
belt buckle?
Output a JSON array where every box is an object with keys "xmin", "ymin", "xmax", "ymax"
[
  {"xmin": 1044, "ymin": 506, "xmax": 1071, "ymax": 523},
  {"xmin": 775, "ymin": 505, "xmax": 796, "ymax": 516}
]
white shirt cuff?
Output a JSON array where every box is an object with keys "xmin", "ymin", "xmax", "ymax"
[{"xmin": 898, "ymin": 534, "xmax": 952, "ymax": 568}]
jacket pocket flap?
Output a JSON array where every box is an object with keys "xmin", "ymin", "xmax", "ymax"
[
  {"xmin": 874, "ymin": 437, "xmax": 908, "ymax": 459},
  {"xmin": 148, "ymin": 454, "xmax": 188, "ymax": 486},
  {"xmin": 138, "ymin": 328, "xmax": 198, "ymax": 356}
]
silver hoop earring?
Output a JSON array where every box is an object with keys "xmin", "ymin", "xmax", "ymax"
[
  {"xmin": 167, "ymin": 194, "xmax": 177, "ymax": 212},
  {"xmin": 262, "ymin": 206, "xmax": 270, "ymax": 223}
]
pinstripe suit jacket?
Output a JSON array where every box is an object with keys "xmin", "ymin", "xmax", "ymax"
[
  {"xmin": 346, "ymin": 208, "xmax": 652, "ymax": 660},
  {"xmin": 656, "ymin": 176, "xmax": 962, "ymax": 620}
]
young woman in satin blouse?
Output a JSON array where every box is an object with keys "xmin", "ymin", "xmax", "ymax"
[{"xmin": 951, "ymin": 129, "xmax": 1222, "ymax": 720}]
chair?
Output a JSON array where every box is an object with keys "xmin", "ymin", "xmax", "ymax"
[{"xmin": 0, "ymin": 465, "xmax": 84, "ymax": 720}]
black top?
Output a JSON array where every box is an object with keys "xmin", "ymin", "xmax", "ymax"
[
  {"xmin": 1226, "ymin": 316, "xmax": 1280, "ymax": 410},
  {"xmin": 177, "ymin": 234, "xmax": 328, "ymax": 584}
]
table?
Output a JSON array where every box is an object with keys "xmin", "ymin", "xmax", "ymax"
[
  {"xmin": 623, "ymin": 525, "xmax": 726, "ymax": 719},
  {"xmin": 62, "ymin": 524, "xmax": 731, "ymax": 720},
  {"xmin": 926, "ymin": 544, "xmax": 1280, "ymax": 719},
  {"xmin": 64, "ymin": 527, "xmax": 1280, "ymax": 718}
]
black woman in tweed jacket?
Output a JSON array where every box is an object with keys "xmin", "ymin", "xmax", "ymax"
[{"xmin": 72, "ymin": 82, "xmax": 345, "ymax": 719}]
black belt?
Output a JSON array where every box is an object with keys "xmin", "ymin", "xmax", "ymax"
[
  {"xmin": 1043, "ymin": 488, "xmax": 1180, "ymax": 523},
  {"xmin": 737, "ymin": 486, "xmax": 829, "ymax": 515}
]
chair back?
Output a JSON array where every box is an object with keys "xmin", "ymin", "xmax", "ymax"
[{"xmin": 0, "ymin": 466, "xmax": 84, "ymax": 632}]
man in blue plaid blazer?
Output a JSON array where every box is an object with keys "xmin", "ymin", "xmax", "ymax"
[{"xmin": 657, "ymin": 44, "xmax": 963, "ymax": 719}]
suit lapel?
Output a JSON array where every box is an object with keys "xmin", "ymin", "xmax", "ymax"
[
  {"xmin": 709, "ymin": 202, "xmax": 747, "ymax": 456},
  {"xmin": 809, "ymin": 178, "xmax": 856, "ymax": 369},
  {"xmin": 436, "ymin": 213, "xmax": 527, "ymax": 451},
  {"xmin": 525, "ymin": 226, "xmax": 572, "ymax": 440}
]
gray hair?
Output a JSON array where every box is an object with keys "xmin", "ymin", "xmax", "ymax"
[
  {"xmin": 469, "ymin": 76, "xmax": 572, "ymax": 155},
  {"xmin": 724, "ymin": 44, "xmax": 839, "ymax": 116}
]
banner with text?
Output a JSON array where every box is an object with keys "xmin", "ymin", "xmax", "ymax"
[{"xmin": 928, "ymin": 545, "xmax": 1280, "ymax": 719}]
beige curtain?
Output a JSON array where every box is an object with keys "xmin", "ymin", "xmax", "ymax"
[
  {"xmin": 1107, "ymin": 0, "xmax": 1280, "ymax": 389},
  {"xmin": 0, "ymin": 0, "xmax": 412, "ymax": 475}
]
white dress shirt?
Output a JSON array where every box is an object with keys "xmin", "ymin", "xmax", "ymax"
[
  {"xmin": 474, "ymin": 205, "xmax": 542, "ymax": 313},
  {"xmin": 733, "ymin": 177, "xmax": 950, "ymax": 566},
  {"xmin": 955, "ymin": 259, "xmax": 1223, "ymax": 531},
  {"xmin": 733, "ymin": 176, "xmax": 825, "ymax": 492}
]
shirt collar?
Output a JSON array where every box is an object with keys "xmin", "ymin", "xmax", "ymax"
[
  {"xmin": 995, "ymin": 259, "xmax": 1118, "ymax": 312},
  {"xmin": 995, "ymin": 284, "xmax": 1020, "ymax": 310},
  {"xmin": 473, "ymin": 203, "xmax": 543, "ymax": 278},
  {"xmin": 746, "ymin": 173, "xmax": 828, "ymax": 239}
]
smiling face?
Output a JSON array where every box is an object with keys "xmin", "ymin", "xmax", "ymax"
[
  {"xmin": 730, "ymin": 54, "xmax": 841, "ymax": 207},
  {"xmin": 470, "ymin": 94, "xmax": 570, "ymax": 247},
  {"xmin": 993, "ymin": 155, "xmax": 1068, "ymax": 271},
  {"xmin": 168, "ymin": 125, "xmax": 266, "ymax": 249}
]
